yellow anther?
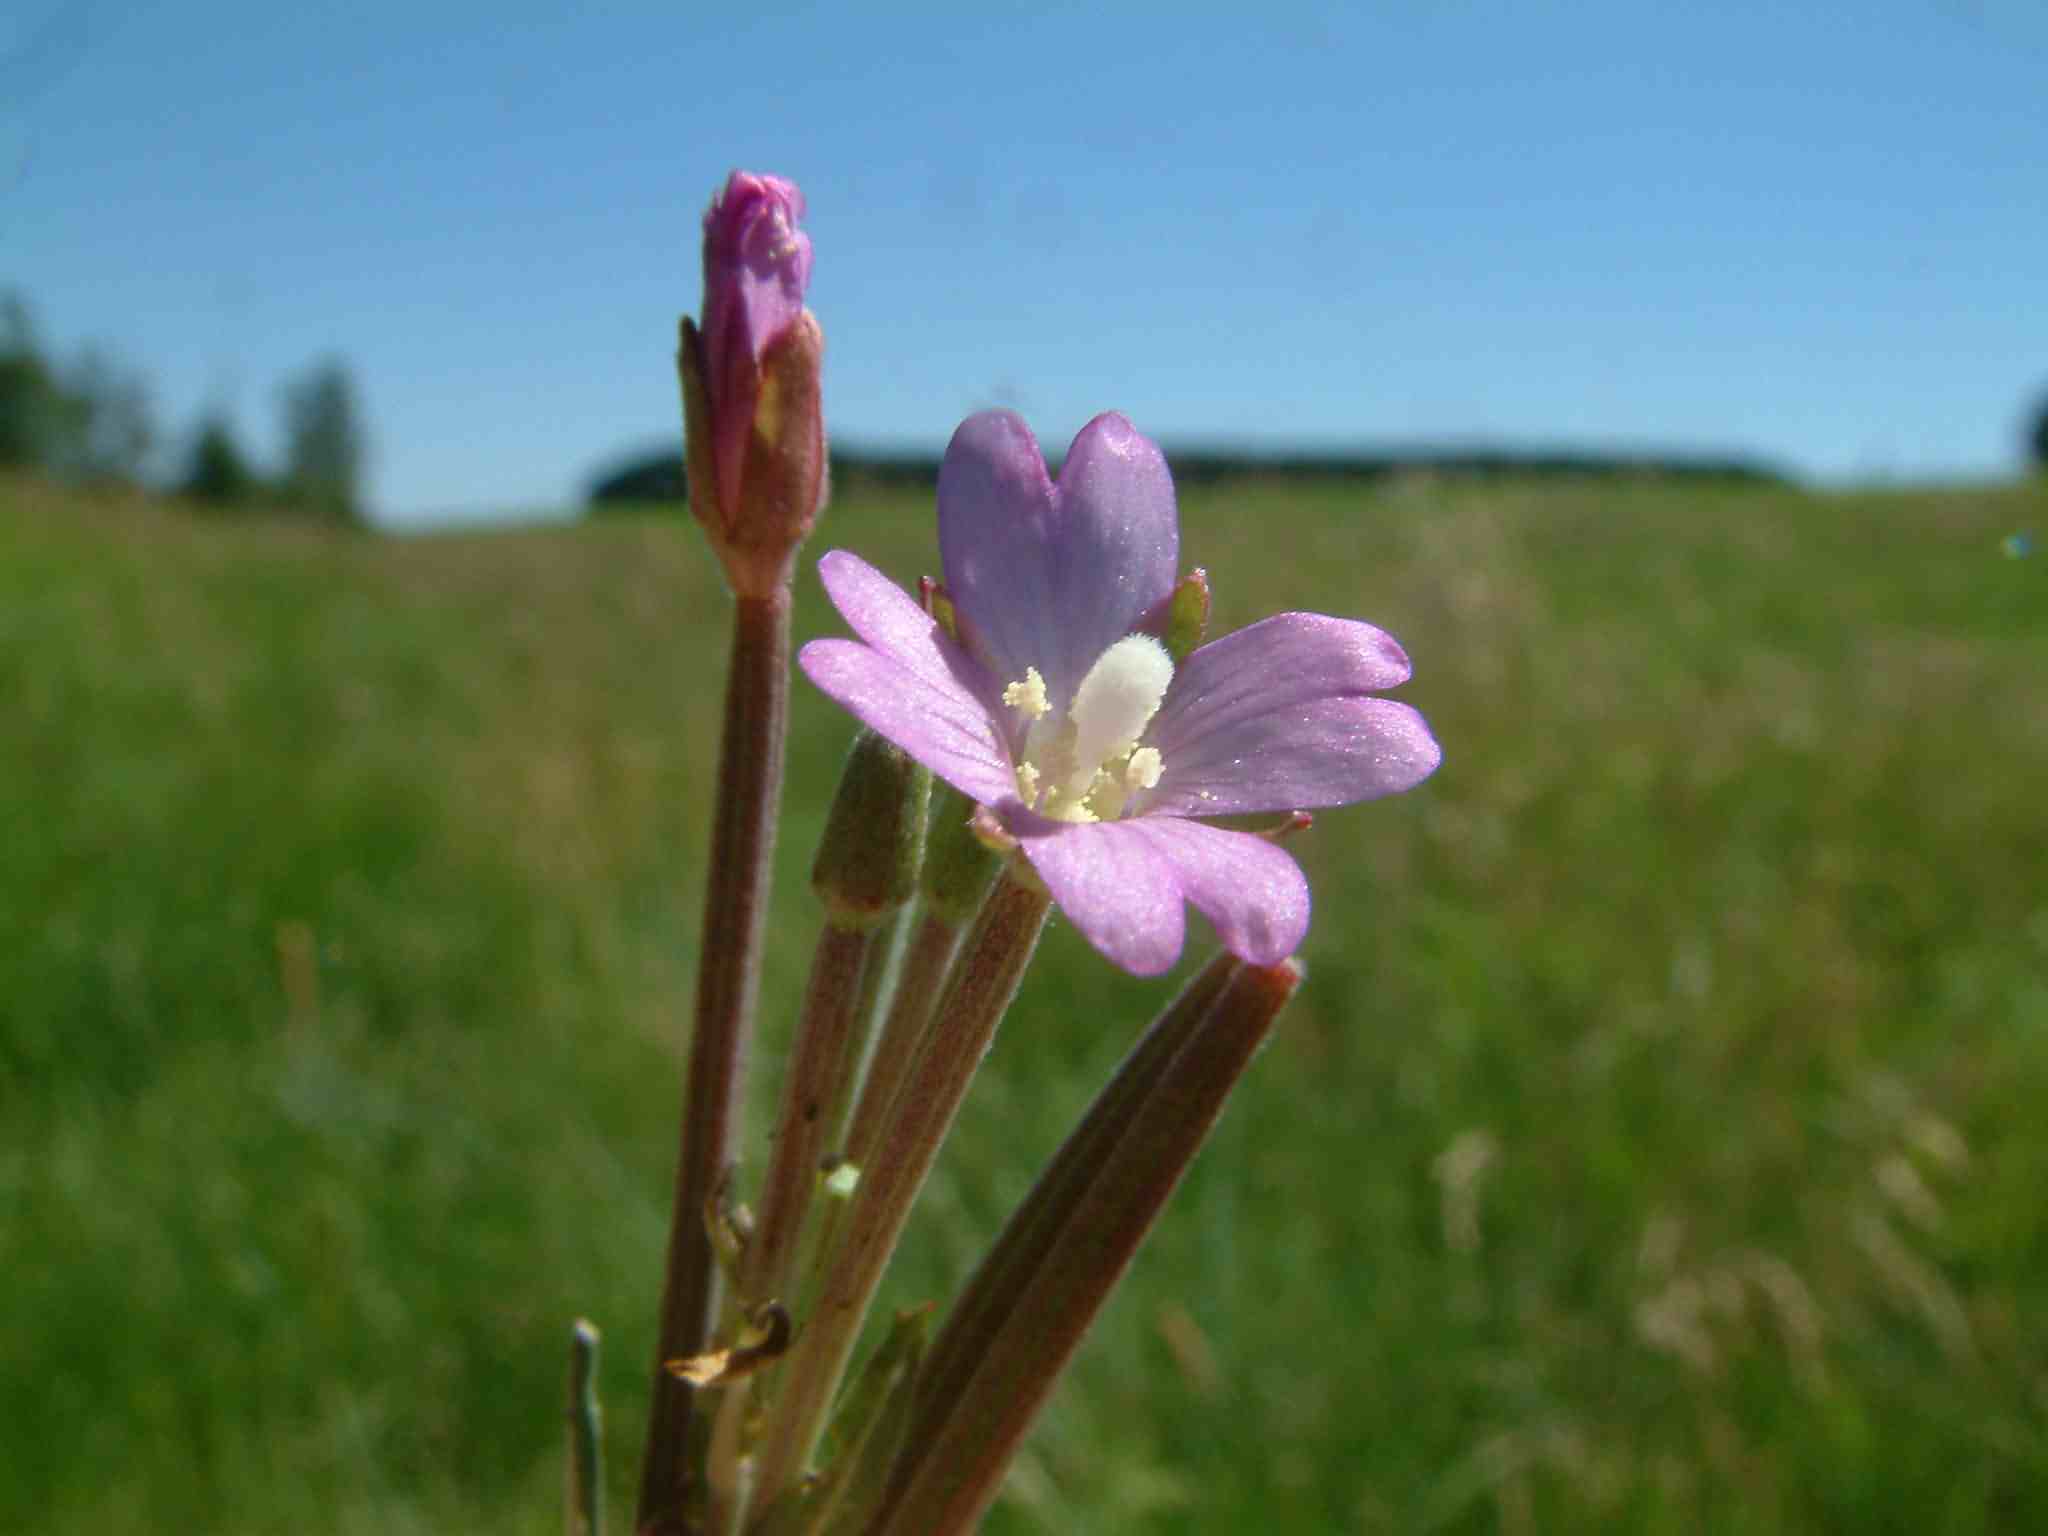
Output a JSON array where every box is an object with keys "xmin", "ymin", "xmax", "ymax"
[
  {"xmin": 1125, "ymin": 747, "xmax": 1163, "ymax": 792},
  {"xmin": 1002, "ymin": 667, "xmax": 1050, "ymax": 720}
]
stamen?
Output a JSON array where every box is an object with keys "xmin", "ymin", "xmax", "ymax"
[
  {"xmin": 1007, "ymin": 637, "xmax": 1175, "ymax": 824},
  {"xmin": 1002, "ymin": 667, "xmax": 1050, "ymax": 720}
]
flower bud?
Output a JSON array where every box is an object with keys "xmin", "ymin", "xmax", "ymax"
[
  {"xmin": 680, "ymin": 171, "xmax": 826, "ymax": 595},
  {"xmin": 921, "ymin": 783, "xmax": 1006, "ymax": 926},
  {"xmin": 812, "ymin": 729, "xmax": 931, "ymax": 926}
]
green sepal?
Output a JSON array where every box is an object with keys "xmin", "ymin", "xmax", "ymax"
[
  {"xmin": 919, "ymin": 576, "xmax": 960, "ymax": 642},
  {"xmin": 1164, "ymin": 567, "xmax": 1210, "ymax": 662},
  {"xmin": 678, "ymin": 318, "xmax": 719, "ymax": 537}
]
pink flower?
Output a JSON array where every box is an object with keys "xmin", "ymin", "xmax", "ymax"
[
  {"xmin": 699, "ymin": 171, "xmax": 814, "ymax": 518},
  {"xmin": 798, "ymin": 411, "xmax": 1441, "ymax": 976}
]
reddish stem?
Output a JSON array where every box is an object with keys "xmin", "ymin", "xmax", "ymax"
[
  {"xmin": 864, "ymin": 958, "xmax": 1304, "ymax": 1536},
  {"xmin": 638, "ymin": 587, "xmax": 791, "ymax": 1535},
  {"xmin": 747, "ymin": 869, "xmax": 1052, "ymax": 1513}
]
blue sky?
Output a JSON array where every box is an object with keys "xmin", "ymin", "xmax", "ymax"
[{"xmin": 6, "ymin": 0, "xmax": 2045, "ymax": 524}]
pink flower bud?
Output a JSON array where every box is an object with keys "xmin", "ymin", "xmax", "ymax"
[
  {"xmin": 681, "ymin": 171, "xmax": 826, "ymax": 594},
  {"xmin": 703, "ymin": 176, "xmax": 812, "ymax": 488}
]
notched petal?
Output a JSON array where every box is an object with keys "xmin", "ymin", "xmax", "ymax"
[
  {"xmin": 937, "ymin": 410, "xmax": 1180, "ymax": 705},
  {"xmin": 798, "ymin": 639, "xmax": 1017, "ymax": 809},
  {"xmin": 1011, "ymin": 814, "xmax": 1308, "ymax": 974},
  {"xmin": 1125, "ymin": 819, "xmax": 1309, "ymax": 965},
  {"xmin": 1013, "ymin": 818, "xmax": 1187, "ymax": 977}
]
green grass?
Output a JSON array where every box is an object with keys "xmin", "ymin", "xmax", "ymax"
[{"xmin": 4, "ymin": 468, "xmax": 2046, "ymax": 1533}]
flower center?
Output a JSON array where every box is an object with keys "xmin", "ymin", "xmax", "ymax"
[{"xmin": 1003, "ymin": 635, "xmax": 1172, "ymax": 823}]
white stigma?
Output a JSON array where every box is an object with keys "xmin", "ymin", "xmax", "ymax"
[
  {"xmin": 1065, "ymin": 635, "xmax": 1174, "ymax": 775},
  {"xmin": 1008, "ymin": 635, "xmax": 1173, "ymax": 822}
]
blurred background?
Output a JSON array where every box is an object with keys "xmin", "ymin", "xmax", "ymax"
[{"xmin": 4, "ymin": 2, "xmax": 2046, "ymax": 1532}]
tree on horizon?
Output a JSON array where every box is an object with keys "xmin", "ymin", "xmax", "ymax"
[
  {"xmin": 0, "ymin": 294, "xmax": 70, "ymax": 470},
  {"xmin": 279, "ymin": 357, "xmax": 367, "ymax": 524},
  {"xmin": 1, "ymin": 293, "xmax": 155, "ymax": 483},
  {"xmin": 182, "ymin": 414, "xmax": 259, "ymax": 506}
]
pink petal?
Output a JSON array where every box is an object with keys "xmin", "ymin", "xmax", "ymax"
[
  {"xmin": 937, "ymin": 411, "xmax": 1178, "ymax": 706},
  {"xmin": 816, "ymin": 551, "xmax": 995, "ymax": 701},
  {"xmin": 1122, "ymin": 818, "xmax": 1310, "ymax": 965},
  {"xmin": 1142, "ymin": 613, "xmax": 1442, "ymax": 816},
  {"xmin": 1012, "ymin": 817, "xmax": 1186, "ymax": 977},
  {"xmin": 1011, "ymin": 815, "xmax": 1309, "ymax": 975},
  {"xmin": 798, "ymin": 639, "xmax": 1017, "ymax": 809}
]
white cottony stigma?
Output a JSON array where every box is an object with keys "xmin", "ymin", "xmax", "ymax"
[
  {"xmin": 1067, "ymin": 636, "xmax": 1173, "ymax": 774},
  {"xmin": 1005, "ymin": 634, "xmax": 1173, "ymax": 821}
]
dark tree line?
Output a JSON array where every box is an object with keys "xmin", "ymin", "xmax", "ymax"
[
  {"xmin": 2, "ymin": 292, "xmax": 368, "ymax": 523},
  {"xmin": 1, "ymin": 295, "xmax": 153, "ymax": 483}
]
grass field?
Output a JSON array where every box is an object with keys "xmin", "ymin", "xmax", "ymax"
[{"xmin": 5, "ymin": 466, "xmax": 2046, "ymax": 1534}]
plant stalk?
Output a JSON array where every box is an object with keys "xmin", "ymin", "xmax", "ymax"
[
  {"xmin": 906, "ymin": 951, "xmax": 1241, "ymax": 1432},
  {"xmin": 747, "ymin": 867, "xmax": 1051, "ymax": 1512},
  {"xmin": 863, "ymin": 957, "xmax": 1304, "ymax": 1536},
  {"xmin": 839, "ymin": 907, "xmax": 973, "ymax": 1173},
  {"xmin": 639, "ymin": 587, "xmax": 792, "ymax": 1535},
  {"xmin": 743, "ymin": 917, "xmax": 874, "ymax": 1314}
]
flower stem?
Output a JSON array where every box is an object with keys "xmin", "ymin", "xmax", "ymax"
[
  {"xmin": 839, "ymin": 908, "xmax": 969, "ymax": 1174},
  {"xmin": 639, "ymin": 587, "xmax": 791, "ymax": 1536},
  {"xmin": 863, "ymin": 956, "xmax": 1304, "ymax": 1536},
  {"xmin": 789, "ymin": 797, "xmax": 999, "ymax": 1337},
  {"xmin": 704, "ymin": 1380, "xmax": 756, "ymax": 1536},
  {"xmin": 743, "ymin": 917, "xmax": 874, "ymax": 1314},
  {"xmin": 841, "ymin": 783, "xmax": 1004, "ymax": 1173},
  {"xmin": 768, "ymin": 733, "xmax": 936, "ymax": 1339},
  {"xmin": 780, "ymin": 906, "xmax": 969, "ymax": 1379},
  {"xmin": 826, "ymin": 899, "xmax": 914, "ymax": 1148},
  {"xmin": 748, "ymin": 866, "xmax": 1051, "ymax": 1513}
]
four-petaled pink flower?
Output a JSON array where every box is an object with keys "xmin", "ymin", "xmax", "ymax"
[{"xmin": 799, "ymin": 410, "xmax": 1442, "ymax": 976}]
